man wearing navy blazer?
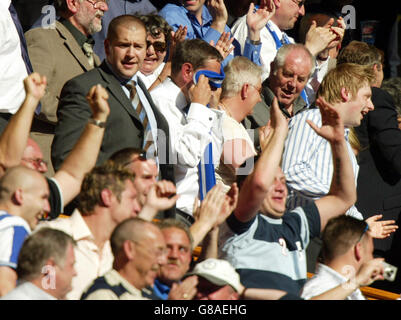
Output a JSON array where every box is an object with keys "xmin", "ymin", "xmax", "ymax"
[{"xmin": 52, "ymin": 14, "xmax": 174, "ymax": 191}]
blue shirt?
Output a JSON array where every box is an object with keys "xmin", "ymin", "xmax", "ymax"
[
  {"xmin": 159, "ymin": 3, "xmax": 261, "ymax": 66},
  {"xmin": 153, "ymin": 279, "xmax": 171, "ymax": 300}
]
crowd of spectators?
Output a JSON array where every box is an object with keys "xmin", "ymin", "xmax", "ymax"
[{"xmin": 1, "ymin": 0, "xmax": 401, "ymax": 301}]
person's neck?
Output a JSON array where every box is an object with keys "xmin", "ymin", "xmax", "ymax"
[
  {"xmin": 82, "ymin": 209, "xmax": 114, "ymax": 251},
  {"xmin": 189, "ymin": 6, "xmax": 204, "ymax": 25},
  {"xmin": 118, "ymin": 264, "xmax": 144, "ymax": 291},
  {"xmin": 325, "ymin": 258, "xmax": 358, "ymax": 280},
  {"xmin": 219, "ymin": 97, "xmax": 243, "ymax": 122},
  {"xmin": 66, "ymin": 15, "xmax": 89, "ymax": 37},
  {"xmin": 0, "ymin": 204, "xmax": 21, "ymax": 218}
]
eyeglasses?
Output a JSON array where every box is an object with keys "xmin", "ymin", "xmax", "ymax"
[
  {"xmin": 146, "ymin": 40, "xmax": 167, "ymax": 53},
  {"xmin": 249, "ymin": 83, "xmax": 262, "ymax": 95},
  {"xmin": 22, "ymin": 158, "xmax": 48, "ymax": 168},
  {"xmin": 85, "ymin": 0, "xmax": 108, "ymax": 10},
  {"xmin": 131, "ymin": 240, "xmax": 168, "ymax": 258},
  {"xmin": 291, "ymin": 0, "xmax": 305, "ymax": 8},
  {"xmin": 122, "ymin": 152, "xmax": 147, "ymax": 168}
]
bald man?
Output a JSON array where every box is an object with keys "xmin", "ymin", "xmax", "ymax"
[
  {"xmin": 81, "ymin": 218, "xmax": 167, "ymax": 300},
  {"xmin": 0, "ymin": 166, "xmax": 50, "ymax": 296}
]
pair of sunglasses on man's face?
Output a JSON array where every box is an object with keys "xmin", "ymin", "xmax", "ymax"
[{"xmin": 146, "ymin": 40, "xmax": 167, "ymax": 53}]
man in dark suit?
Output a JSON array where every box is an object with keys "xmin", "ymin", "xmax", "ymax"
[
  {"xmin": 337, "ymin": 41, "xmax": 401, "ymax": 293},
  {"xmin": 52, "ymin": 15, "xmax": 174, "ymax": 196}
]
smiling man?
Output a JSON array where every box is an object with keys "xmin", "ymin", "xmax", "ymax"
[
  {"xmin": 0, "ymin": 166, "xmax": 50, "ymax": 297},
  {"xmin": 52, "ymin": 15, "xmax": 174, "ymax": 186},
  {"xmin": 282, "ymin": 63, "xmax": 375, "ymax": 220}
]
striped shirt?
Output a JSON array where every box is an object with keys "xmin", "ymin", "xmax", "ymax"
[
  {"xmin": 282, "ymin": 108, "xmax": 363, "ymax": 220},
  {"xmin": 0, "ymin": 211, "xmax": 31, "ymax": 269},
  {"xmin": 218, "ymin": 202, "xmax": 321, "ymax": 295}
]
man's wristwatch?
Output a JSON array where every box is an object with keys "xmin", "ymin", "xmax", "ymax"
[{"xmin": 88, "ymin": 118, "xmax": 106, "ymax": 128}]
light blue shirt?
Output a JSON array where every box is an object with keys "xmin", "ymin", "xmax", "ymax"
[{"xmin": 159, "ymin": 3, "xmax": 261, "ymax": 66}]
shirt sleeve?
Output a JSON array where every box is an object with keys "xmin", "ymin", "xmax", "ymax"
[
  {"xmin": 0, "ymin": 226, "xmax": 29, "ymax": 269},
  {"xmin": 282, "ymin": 110, "xmax": 332, "ymax": 199},
  {"xmin": 46, "ymin": 177, "xmax": 64, "ymax": 220}
]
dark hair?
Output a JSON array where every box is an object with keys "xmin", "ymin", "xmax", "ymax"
[
  {"xmin": 17, "ymin": 228, "xmax": 75, "ymax": 281},
  {"xmin": 337, "ymin": 41, "xmax": 383, "ymax": 67},
  {"xmin": 77, "ymin": 163, "xmax": 135, "ymax": 215},
  {"xmin": 138, "ymin": 14, "xmax": 172, "ymax": 43},
  {"xmin": 171, "ymin": 39, "xmax": 223, "ymax": 76},
  {"xmin": 109, "ymin": 147, "xmax": 146, "ymax": 169},
  {"xmin": 106, "ymin": 15, "xmax": 146, "ymax": 42},
  {"xmin": 320, "ymin": 215, "xmax": 368, "ymax": 262}
]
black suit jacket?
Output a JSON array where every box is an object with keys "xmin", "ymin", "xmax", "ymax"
[
  {"xmin": 51, "ymin": 61, "xmax": 175, "ymax": 184},
  {"xmin": 355, "ymin": 87, "xmax": 401, "ymax": 291}
]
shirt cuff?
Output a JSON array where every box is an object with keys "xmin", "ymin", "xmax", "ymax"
[{"xmin": 186, "ymin": 102, "xmax": 216, "ymax": 129}]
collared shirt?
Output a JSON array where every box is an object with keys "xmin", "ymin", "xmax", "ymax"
[
  {"xmin": 0, "ymin": 211, "xmax": 31, "ymax": 269},
  {"xmin": 121, "ymin": 73, "xmax": 159, "ymax": 156},
  {"xmin": 301, "ymin": 263, "xmax": 366, "ymax": 300},
  {"xmin": 232, "ymin": 18, "xmax": 294, "ymax": 81},
  {"xmin": 152, "ymin": 279, "xmax": 171, "ymax": 300},
  {"xmin": 81, "ymin": 269, "xmax": 148, "ymax": 300},
  {"xmin": 137, "ymin": 62, "xmax": 165, "ymax": 89},
  {"xmin": 0, "ymin": 0, "xmax": 28, "ymax": 114},
  {"xmin": 37, "ymin": 209, "xmax": 114, "ymax": 300},
  {"xmin": 282, "ymin": 108, "xmax": 363, "ymax": 220},
  {"xmin": 60, "ymin": 18, "xmax": 91, "ymax": 49},
  {"xmin": 1, "ymin": 281, "xmax": 56, "ymax": 300},
  {"xmin": 158, "ymin": 4, "xmax": 261, "ymax": 67},
  {"xmin": 150, "ymin": 77, "xmax": 223, "ymax": 215}
]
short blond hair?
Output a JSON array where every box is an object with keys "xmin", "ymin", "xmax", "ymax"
[{"xmin": 317, "ymin": 63, "xmax": 375, "ymax": 104}]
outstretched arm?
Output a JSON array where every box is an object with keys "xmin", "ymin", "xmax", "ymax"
[
  {"xmin": 311, "ymin": 97, "xmax": 357, "ymax": 231},
  {"xmin": 0, "ymin": 73, "xmax": 46, "ymax": 176},
  {"xmin": 52, "ymin": 85, "xmax": 110, "ymax": 206},
  {"xmin": 235, "ymin": 97, "xmax": 288, "ymax": 222}
]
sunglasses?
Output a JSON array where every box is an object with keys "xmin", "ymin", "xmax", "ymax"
[{"xmin": 146, "ymin": 40, "xmax": 167, "ymax": 53}]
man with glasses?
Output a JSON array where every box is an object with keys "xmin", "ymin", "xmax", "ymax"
[
  {"xmin": 81, "ymin": 217, "xmax": 167, "ymax": 300},
  {"xmin": 25, "ymin": 0, "xmax": 109, "ymax": 176},
  {"xmin": 301, "ymin": 215, "xmax": 385, "ymax": 300}
]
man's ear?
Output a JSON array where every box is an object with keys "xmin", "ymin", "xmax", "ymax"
[
  {"xmin": 340, "ymin": 87, "xmax": 350, "ymax": 102},
  {"xmin": 100, "ymin": 188, "xmax": 113, "ymax": 207},
  {"xmin": 65, "ymin": 0, "xmax": 80, "ymax": 14},
  {"xmin": 241, "ymin": 83, "xmax": 249, "ymax": 100},
  {"xmin": 123, "ymin": 240, "xmax": 135, "ymax": 260},
  {"xmin": 354, "ymin": 242, "xmax": 363, "ymax": 262},
  {"xmin": 104, "ymin": 39, "xmax": 110, "ymax": 57},
  {"xmin": 273, "ymin": 0, "xmax": 281, "ymax": 9},
  {"xmin": 181, "ymin": 62, "xmax": 194, "ymax": 84},
  {"xmin": 13, "ymin": 189, "xmax": 23, "ymax": 206}
]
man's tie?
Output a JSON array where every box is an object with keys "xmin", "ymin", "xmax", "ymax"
[
  {"xmin": 82, "ymin": 41, "xmax": 95, "ymax": 68},
  {"xmin": 125, "ymin": 81, "xmax": 155, "ymax": 154},
  {"xmin": 9, "ymin": 3, "xmax": 41, "ymax": 114},
  {"xmin": 8, "ymin": 3, "xmax": 33, "ymax": 74}
]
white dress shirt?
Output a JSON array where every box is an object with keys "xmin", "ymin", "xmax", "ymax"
[
  {"xmin": 301, "ymin": 263, "xmax": 366, "ymax": 300},
  {"xmin": 1, "ymin": 281, "xmax": 56, "ymax": 300},
  {"xmin": 150, "ymin": 77, "xmax": 223, "ymax": 215},
  {"xmin": 37, "ymin": 209, "xmax": 114, "ymax": 300},
  {"xmin": 282, "ymin": 108, "xmax": 363, "ymax": 220},
  {"xmin": 0, "ymin": 0, "xmax": 28, "ymax": 114},
  {"xmin": 231, "ymin": 17, "xmax": 294, "ymax": 81},
  {"xmin": 137, "ymin": 62, "xmax": 165, "ymax": 89}
]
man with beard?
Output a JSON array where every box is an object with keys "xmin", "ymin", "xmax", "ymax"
[
  {"xmin": 80, "ymin": 218, "xmax": 167, "ymax": 300},
  {"xmin": 25, "ymin": 0, "xmax": 108, "ymax": 176}
]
